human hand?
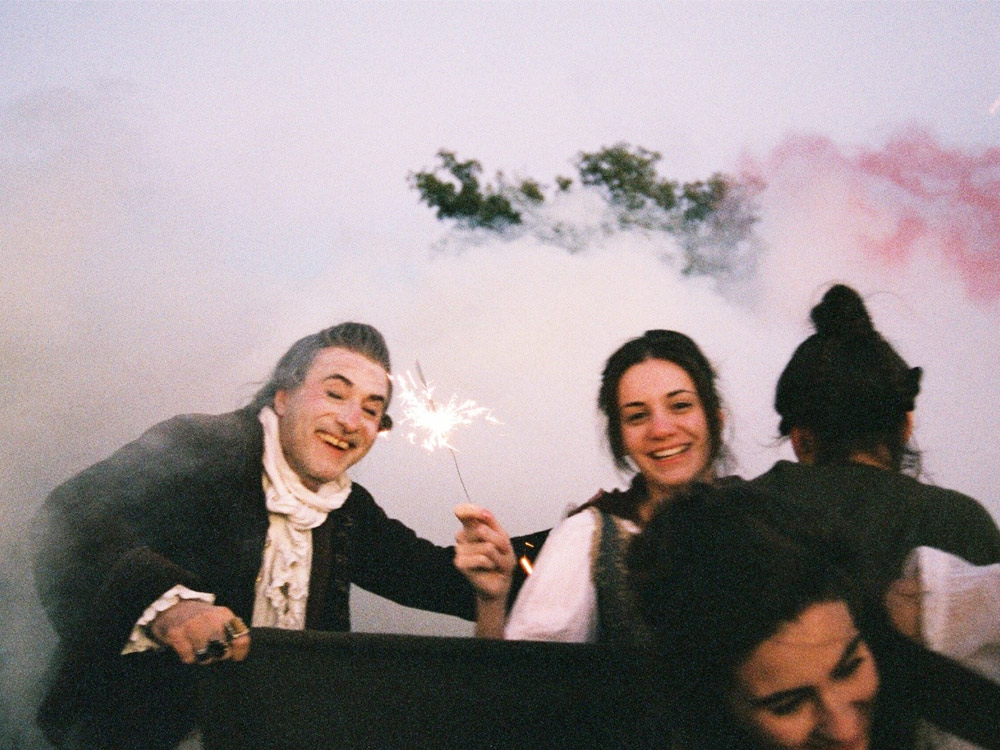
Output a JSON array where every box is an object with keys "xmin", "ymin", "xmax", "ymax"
[
  {"xmin": 885, "ymin": 575, "xmax": 922, "ymax": 642},
  {"xmin": 150, "ymin": 600, "xmax": 251, "ymax": 665},
  {"xmin": 454, "ymin": 503, "xmax": 515, "ymax": 603}
]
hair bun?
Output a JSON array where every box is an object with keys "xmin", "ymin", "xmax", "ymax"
[{"xmin": 810, "ymin": 284, "xmax": 874, "ymax": 339}]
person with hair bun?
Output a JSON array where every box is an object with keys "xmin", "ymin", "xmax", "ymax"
[
  {"xmin": 749, "ymin": 283, "xmax": 1000, "ymax": 594},
  {"xmin": 776, "ymin": 283, "xmax": 921, "ymax": 473},
  {"xmin": 455, "ymin": 330, "xmax": 728, "ymax": 643}
]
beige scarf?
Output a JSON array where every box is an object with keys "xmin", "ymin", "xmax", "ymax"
[{"xmin": 254, "ymin": 407, "xmax": 352, "ymax": 629}]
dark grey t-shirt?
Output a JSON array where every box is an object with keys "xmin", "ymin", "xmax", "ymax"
[{"xmin": 746, "ymin": 460, "xmax": 1000, "ymax": 592}]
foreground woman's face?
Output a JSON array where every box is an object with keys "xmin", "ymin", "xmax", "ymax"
[{"xmin": 731, "ymin": 601, "xmax": 879, "ymax": 750}]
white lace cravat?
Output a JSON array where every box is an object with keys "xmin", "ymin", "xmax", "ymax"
[{"xmin": 254, "ymin": 407, "xmax": 352, "ymax": 629}]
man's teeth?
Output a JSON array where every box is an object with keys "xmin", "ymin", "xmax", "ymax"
[
  {"xmin": 319, "ymin": 433, "xmax": 350, "ymax": 450},
  {"xmin": 652, "ymin": 446, "xmax": 687, "ymax": 459}
]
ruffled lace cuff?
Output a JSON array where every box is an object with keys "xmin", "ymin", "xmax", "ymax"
[{"xmin": 121, "ymin": 584, "xmax": 215, "ymax": 654}]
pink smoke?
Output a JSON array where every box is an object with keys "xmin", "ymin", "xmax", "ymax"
[{"xmin": 746, "ymin": 130, "xmax": 1000, "ymax": 302}]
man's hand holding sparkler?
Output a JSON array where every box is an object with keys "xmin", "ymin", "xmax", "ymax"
[{"xmin": 454, "ymin": 503, "xmax": 514, "ymax": 639}]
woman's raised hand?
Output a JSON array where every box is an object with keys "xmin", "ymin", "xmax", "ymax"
[{"xmin": 454, "ymin": 503, "xmax": 515, "ymax": 602}]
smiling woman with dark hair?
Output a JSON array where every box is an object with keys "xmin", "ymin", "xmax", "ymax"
[
  {"xmin": 455, "ymin": 329, "xmax": 728, "ymax": 643},
  {"xmin": 629, "ymin": 482, "xmax": 1000, "ymax": 750}
]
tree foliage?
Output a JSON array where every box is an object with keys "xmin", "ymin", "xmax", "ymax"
[
  {"xmin": 576, "ymin": 144, "xmax": 676, "ymax": 212},
  {"xmin": 409, "ymin": 151, "xmax": 540, "ymax": 230},
  {"xmin": 409, "ymin": 143, "xmax": 763, "ymax": 280}
]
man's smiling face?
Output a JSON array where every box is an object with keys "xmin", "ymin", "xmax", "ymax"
[{"xmin": 274, "ymin": 347, "xmax": 389, "ymax": 490}]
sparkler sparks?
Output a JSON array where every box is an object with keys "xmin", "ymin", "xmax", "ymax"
[
  {"xmin": 392, "ymin": 362, "xmax": 500, "ymax": 501},
  {"xmin": 518, "ymin": 541, "xmax": 536, "ymax": 576},
  {"xmin": 394, "ymin": 365, "xmax": 500, "ymax": 452}
]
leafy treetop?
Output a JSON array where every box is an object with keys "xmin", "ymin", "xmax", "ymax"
[
  {"xmin": 409, "ymin": 151, "xmax": 540, "ymax": 230},
  {"xmin": 409, "ymin": 143, "xmax": 761, "ymax": 279}
]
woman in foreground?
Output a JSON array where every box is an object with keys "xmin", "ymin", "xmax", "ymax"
[
  {"xmin": 456, "ymin": 329, "xmax": 728, "ymax": 642},
  {"xmin": 629, "ymin": 482, "xmax": 1000, "ymax": 750}
]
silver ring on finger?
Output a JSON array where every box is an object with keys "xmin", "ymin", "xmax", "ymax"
[{"xmin": 223, "ymin": 617, "xmax": 250, "ymax": 644}]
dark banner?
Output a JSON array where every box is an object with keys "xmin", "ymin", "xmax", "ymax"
[{"xmin": 199, "ymin": 628, "xmax": 657, "ymax": 749}]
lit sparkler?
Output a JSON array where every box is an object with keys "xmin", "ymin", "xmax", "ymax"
[
  {"xmin": 518, "ymin": 541, "xmax": 536, "ymax": 576},
  {"xmin": 393, "ymin": 362, "xmax": 500, "ymax": 502}
]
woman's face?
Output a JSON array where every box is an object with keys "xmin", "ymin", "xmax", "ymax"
[
  {"xmin": 617, "ymin": 358, "xmax": 713, "ymax": 504},
  {"xmin": 730, "ymin": 601, "xmax": 879, "ymax": 750}
]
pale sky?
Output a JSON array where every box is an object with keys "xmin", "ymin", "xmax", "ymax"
[{"xmin": 3, "ymin": 2, "xmax": 997, "ymax": 267}]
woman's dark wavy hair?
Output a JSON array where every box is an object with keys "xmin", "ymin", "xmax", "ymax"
[
  {"xmin": 775, "ymin": 284, "xmax": 922, "ymax": 473},
  {"xmin": 249, "ymin": 321, "xmax": 393, "ymax": 431},
  {"xmin": 628, "ymin": 482, "xmax": 866, "ymax": 747},
  {"xmin": 598, "ymin": 330, "xmax": 728, "ymax": 475}
]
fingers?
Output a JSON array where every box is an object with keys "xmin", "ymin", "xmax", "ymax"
[
  {"xmin": 193, "ymin": 627, "xmax": 252, "ymax": 664},
  {"xmin": 189, "ymin": 613, "xmax": 252, "ymax": 664},
  {"xmin": 151, "ymin": 599, "xmax": 214, "ymax": 664},
  {"xmin": 456, "ymin": 523, "xmax": 513, "ymax": 554},
  {"xmin": 172, "ymin": 635, "xmax": 198, "ymax": 665},
  {"xmin": 455, "ymin": 541, "xmax": 510, "ymax": 572},
  {"xmin": 192, "ymin": 639, "xmax": 228, "ymax": 664},
  {"xmin": 455, "ymin": 504, "xmax": 508, "ymax": 540},
  {"xmin": 455, "ymin": 503, "xmax": 493, "ymax": 528},
  {"xmin": 455, "ymin": 550, "xmax": 514, "ymax": 602},
  {"xmin": 454, "ymin": 504, "xmax": 515, "ymax": 602},
  {"xmin": 223, "ymin": 616, "xmax": 251, "ymax": 662},
  {"xmin": 151, "ymin": 602, "xmax": 251, "ymax": 664},
  {"xmin": 454, "ymin": 505, "xmax": 512, "ymax": 553},
  {"xmin": 229, "ymin": 632, "xmax": 251, "ymax": 662}
]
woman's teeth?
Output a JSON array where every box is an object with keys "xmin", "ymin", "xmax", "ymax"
[{"xmin": 652, "ymin": 445, "xmax": 687, "ymax": 459}]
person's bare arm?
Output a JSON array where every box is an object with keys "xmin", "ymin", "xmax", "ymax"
[{"xmin": 885, "ymin": 575, "xmax": 922, "ymax": 642}]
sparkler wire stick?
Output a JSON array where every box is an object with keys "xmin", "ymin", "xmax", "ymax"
[{"xmin": 448, "ymin": 438, "xmax": 472, "ymax": 502}]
